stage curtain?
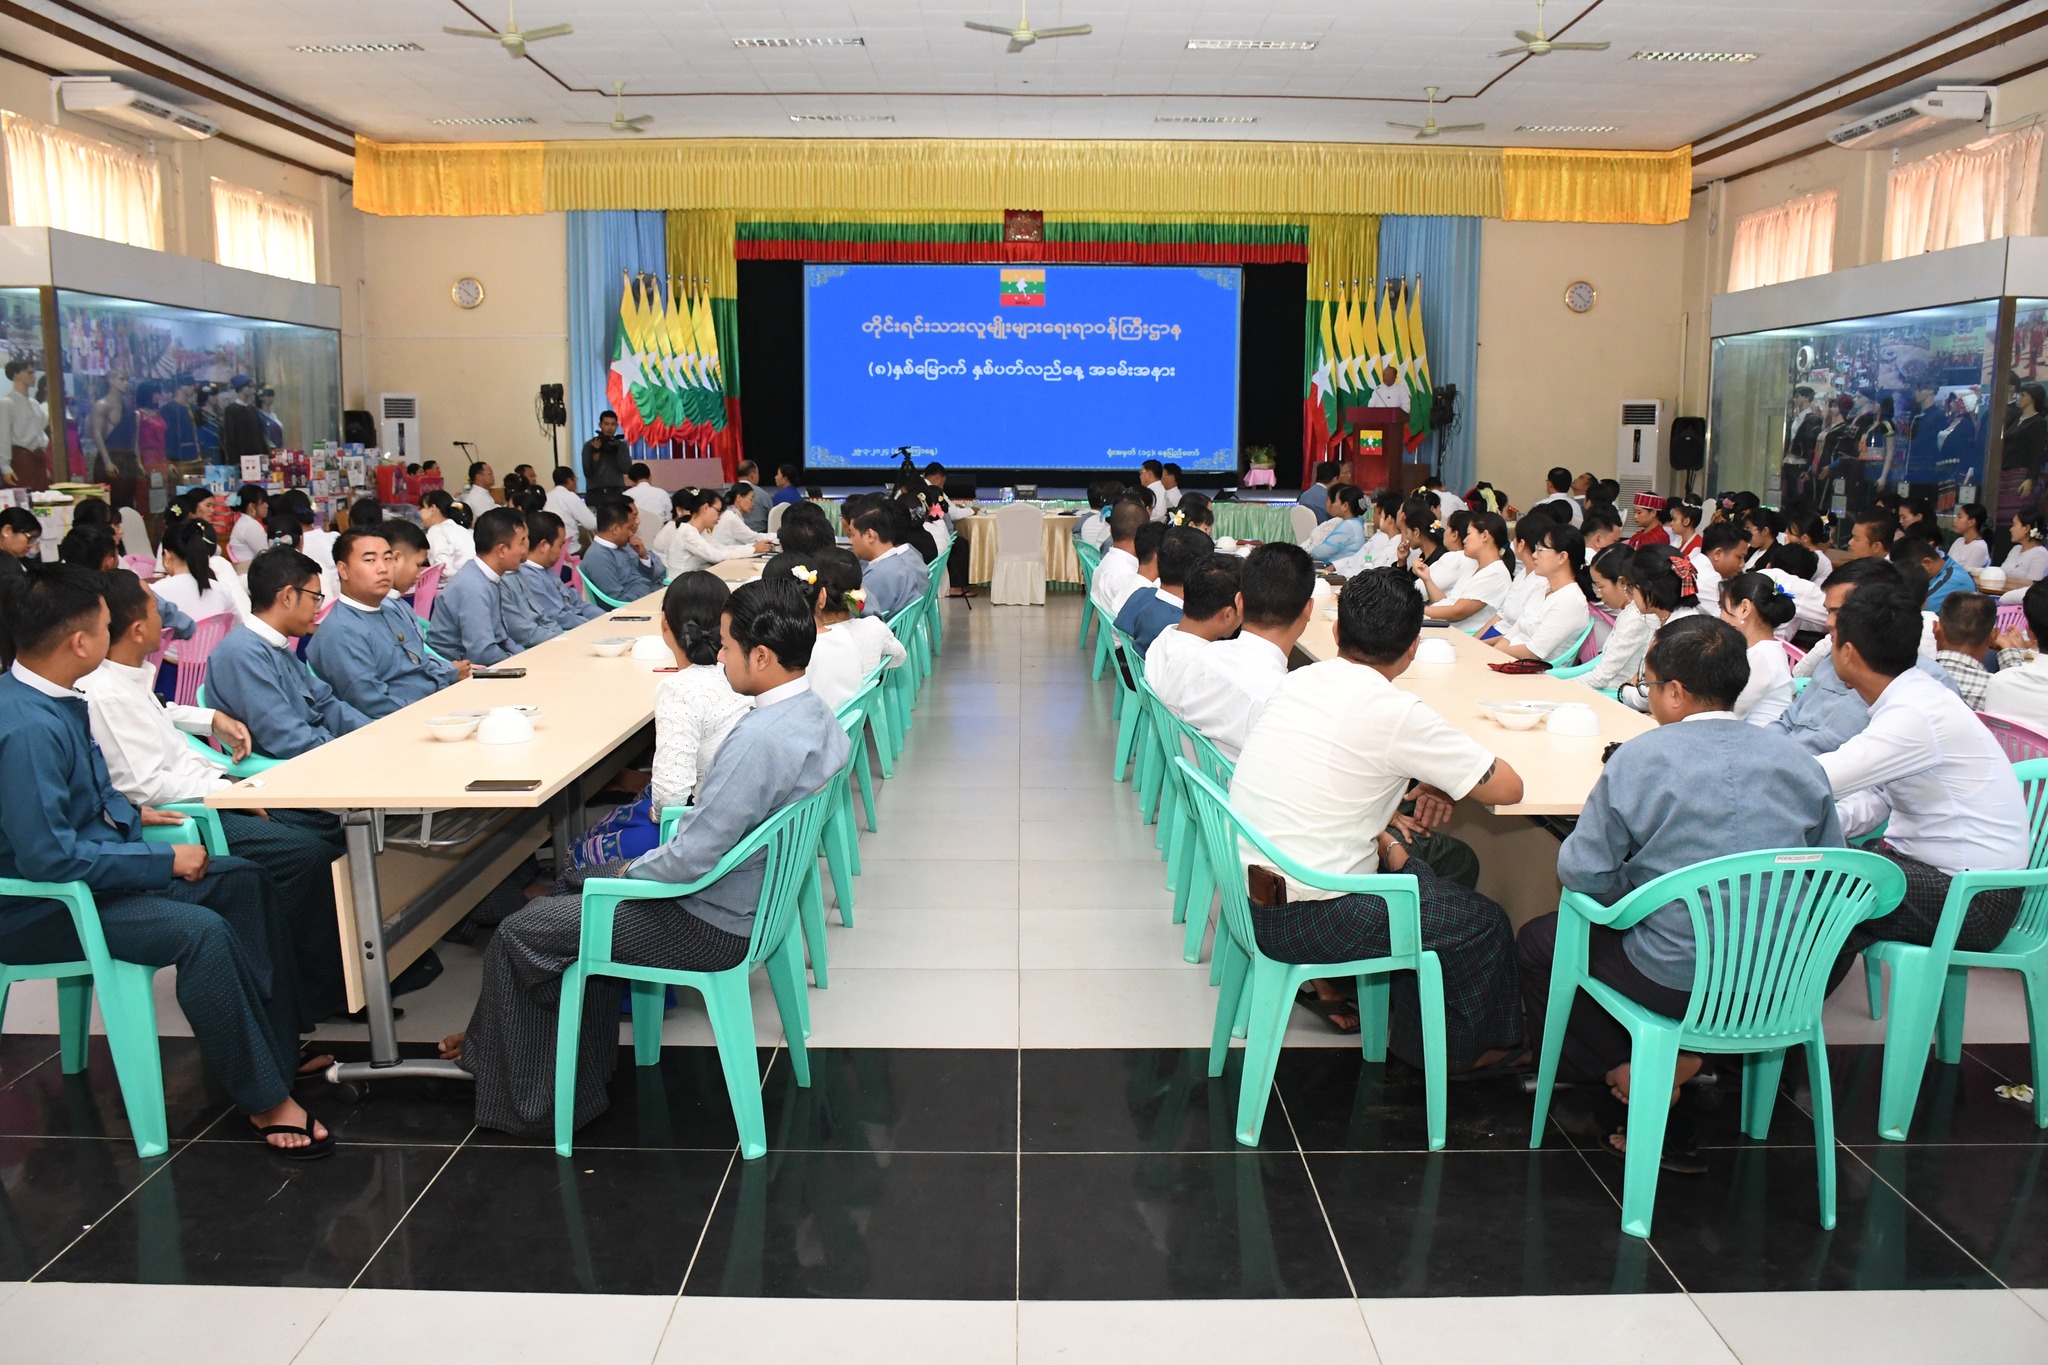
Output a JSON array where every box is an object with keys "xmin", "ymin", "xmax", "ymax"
[
  {"xmin": 1306, "ymin": 215, "xmax": 1379, "ymax": 301},
  {"xmin": 667, "ymin": 208, "xmax": 739, "ymax": 297},
  {"xmin": 1500, "ymin": 148, "xmax": 1691, "ymax": 226},
  {"xmin": 351, "ymin": 136, "xmax": 543, "ymax": 217},
  {"xmin": 565, "ymin": 209, "xmax": 670, "ymax": 462},
  {"xmin": 1377, "ymin": 215, "xmax": 1483, "ymax": 494}
]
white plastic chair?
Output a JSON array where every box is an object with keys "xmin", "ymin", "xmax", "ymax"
[
  {"xmin": 1287, "ymin": 504, "xmax": 1318, "ymax": 546},
  {"xmin": 767, "ymin": 501, "xmax": 788, "ymax": 538},
  {"xmin": 989, "ymin": 503, "xmax": 1047, "ymax": 605}
]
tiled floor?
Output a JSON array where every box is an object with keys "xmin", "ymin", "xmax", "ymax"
[{"xmin": 5, "ymin": 594, "xmax": 2048, "ymax": 1362}]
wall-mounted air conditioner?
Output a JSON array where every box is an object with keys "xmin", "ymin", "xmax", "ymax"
[
  {"xmin": 56, "ymin": 77, "xmax": 219, "ymax": 141},
  {"xmin": 1827, "ymin": 86, "xmax": 1992, "ymax": 150},
  {"xmin": 379, "ymin": 393, "xmax": 420, "ymax": 462},
  {"xmin": 1616, "ymin": 399, "xmax": 1662, "ymax": 503}
]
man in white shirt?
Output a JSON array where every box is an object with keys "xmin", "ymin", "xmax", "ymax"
[
  {"xmin": 1531, "ymin": 467, "xmax": 1584, "ymax": 527},
  {"xmin": 546, "ymin": 467, "xmax": 598, "ymax": 542},
  {"xmin": 1089, "ymin": 498, "xmax": 1152, "ymax": 620},
  {"xmin": 3, "ymin": 358, "xmax": 50, "ymax": 489},
  {"xmin": 1160, "ymin": 462, "xmax": 1184, "ymax": 512},
  {"xmin": 461, "ymin": 461, "xmax": 499, "ymax": 519},
  {"xmin": 1160, "ymin": 543, "xmax": 1314, "ymax": 761},
  {"xmin": 1137, "ymin": 459, "xmax": 1169, "ymax": 522},
  {"xmin": 1820, "ymin": 581, "xmax": 2032, "ymax": 988},
  {"xmin": 1145, "ymin": 553, "xmax": 1241, "ymax": 701},
  {"xmin": 1230, "ymin": 567, "xmax": 1525, "ymax": 1061},
  {"xmin": 1985, "ymin": 581, "xmax": 2048, "ymax": 720},
  {"xmin": 1423, "ymin": 476, "xmax": 1466, "ymax": 520},
  {"xmin": 1366, "ymin": 364, "xmax": 1411, "ymax": 413},
  {"xmin": 625, "ymin": 462, "xmax": 672, "ymax": 533}
]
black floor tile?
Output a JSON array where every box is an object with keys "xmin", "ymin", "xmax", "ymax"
[
  {"xmin": 1311, "ymin": 1150, "xmax": 1680, "ymax": 1296},
  {"xmin": 42, "ymin": 1141, "xmax": 448, "ymax": 1287},
  {"xmin": 237, "ymin": 1042, "xmax": 477, "ymax": 1148},
  {"xmin": 0, "ymin": 1037, "xmax": 231, "ymax": 1146},
  {"xmin": 0, "ymin": 1033, "xmax": 57, "ymax": 1091},
  {"xmin": 1278, "ymin": 1051, "xmax": 1559, "ymax": 1153},
  {"xmin": 359, "ymin": 1145, "xmax": 729, "ymax": 1294},
  {"xmin": 1022, "ymin": 1049, "xmax": 1287, "ymax": 1153},
  {"xmin": 766, "ymin": 1048, "xmax": 1016, "ymax": 1153},
  {"xmin": 1815, "ymin": 1043, "xmax": 2048, "ymax": 1146},
  {"xmin": 470, "ymin": 1045, "xmax": 752, "ymax": 1151},
  {"xmin": 1020, "ymin": 1151, "xmax": 1351, "ymax": 1299},
  {"xmin": 0, "ymin": 1135, "xmax": 162, "ymax": 1280},
  {"xmin": 1850, "ymin": 1143, "xmax": 2048, "ymax": 1287},
  {"xmin": 686, "ymin": 1151, "xmax": 1015, "ymax": 1299},
  {"xmin": 1592, "ymin": 1144, "xmax": 2002, "ymax": 1292}
]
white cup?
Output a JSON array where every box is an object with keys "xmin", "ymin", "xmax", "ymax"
[{"xmin": 476, "ymin": 707, "xmax": 536, "ymax": 745}]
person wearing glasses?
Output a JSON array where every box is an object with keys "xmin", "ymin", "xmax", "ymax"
[
  {"xmin": 204, "ymin": 548, "xmax": 372, "ymax": 759},
  {"xmin": 307, "ymin": 526, "xmax": 467, "ymax": 719}
]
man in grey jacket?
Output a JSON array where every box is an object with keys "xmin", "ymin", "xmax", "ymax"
[
  {"xmin": 426, "ymin": 507, "xmax": 526, "ymax": 666},
  {"xmin": 448, "ymin": 576, "xmax": 850, "ymax": 1136}
]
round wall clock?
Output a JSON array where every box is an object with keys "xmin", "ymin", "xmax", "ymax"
[
  {"xmin": 1564, "ymin": 281, "xmax": 1597, "ymax": 313},
  {"xmin": 452, "ymin": 277, "xmax": 486, "ymax": 309}
]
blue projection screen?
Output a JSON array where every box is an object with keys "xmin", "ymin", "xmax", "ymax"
[{"xmin": 803, "ymin": 264, "xmax": 1241, "ymax": 471}]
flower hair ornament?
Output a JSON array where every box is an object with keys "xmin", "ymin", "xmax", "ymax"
[
  {"xmin": 790, "ymin": 564, "xmax": 818, "ymax": 585},
  {"xmin": 845, "ymin": 587, "xmax": 867, "ymax": 612}
]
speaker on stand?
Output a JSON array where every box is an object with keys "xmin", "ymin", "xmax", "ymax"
[
  {"xmin": 1430, "ymin": 384, "xmax": 1460, "ymax": 483},
  {"xmin": 1670, "ymin": 416, "xmax": 1706, "ymax": 503},
  {"xmin": 343, "ymin": 409, "xmax": 376, "ymax": 447},
  {"xmin": 537, "ymin": 383, "xmax": 568, "ymax": 467}
]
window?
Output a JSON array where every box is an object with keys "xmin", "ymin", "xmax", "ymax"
[
  {"xmin": 1, "ymin": 111, "xmax": 162, "ymax": 250},
  {"xmin": 1886, "ymin": 126, "xmax": 2044, "ymax": 260},
  {"xmin": 211, "ymin": 179, "xmax": 316, "ymax": 283},
  {"xmin": 1726, "ymin": 190, "xmax": 1836, "ymax": 292}
]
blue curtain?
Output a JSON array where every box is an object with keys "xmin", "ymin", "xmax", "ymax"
[
  {"xmin": 1376, "ymin": 215, "xmax": 1482, "ymax": 495},
  {"xmin": 566, "ymin": 209, "xmax": 669, "ymax": 464}
]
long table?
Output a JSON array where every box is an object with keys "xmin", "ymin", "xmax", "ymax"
[
  {"xmin": 953, "ymin": 510, "xmax": 1082, "ymax": 587},
  {"xmin": 1292, "ymin": 615, "xmax": 1652, "ymax": 922}
]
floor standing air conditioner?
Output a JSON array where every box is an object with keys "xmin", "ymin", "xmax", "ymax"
[
  {"xmin": 1616, "ymin": 400, "xmax": 1663, "ymax": 505},
  {"xmin": 379, "ymin": 393, "xmax": 420, "ymax": 463}
]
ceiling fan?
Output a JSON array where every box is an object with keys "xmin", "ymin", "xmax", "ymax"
[
  {"xmin": 443, "ymin": 2, "xmax": 572, "ymax": 59},
  {"xmin": 1387, "ymin": 87, "xmax": 1484, "ymax": 140},
  {"xmin": 1493, "ymin": 0, "xmax": 1609, "ymax": 58},
  {"xmin": 570, "ymin": 81, "xmax": 652, "ymax": 135},
  {"xmin": 965, "ymin": 2, "xmax": 1092, "ymax": 53}
]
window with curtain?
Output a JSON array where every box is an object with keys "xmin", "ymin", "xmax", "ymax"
[
  {"xmin": 210, "ymin": 179, "xmax": 316, "ymax": 283},
  {"xmin": 1886, "ymin": 126, "xmax": 2045, "ymax": 260},
  {"xmin": 1726, "ymin": 190, "xmax": 1836, "ymax": 292},
  {"xmin": 2, "ymin": 110, "xmax": 162, "ymax": 250}
]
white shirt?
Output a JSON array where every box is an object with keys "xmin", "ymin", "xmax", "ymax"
[
  {"xmin": 1443, "ymin": 558, "xmax": 1513, "ymax": 634},
  {"xmin": 3, "ymin": 386, "xmax": 48, "ymax": 455},
  {"xmin": 1758, "ymin": 568, "xmax": 1829, "ymax": 636},
  {"xmin": 1504, "ymin": 582, "xmax": 1591, "ymax": 661},
  {"xmin": 1144, "ymin": 481, "xmax": 1169, "ymax": 523},
  {"xmin": 1984, "ymin": 652, "xmax": 2048, "ymax": 720},
  {"xmin": 153, "ymin": 571, "xmax": 243, "ymax": 658},
  {"xmin": 1143, "ymin": 624, "xmax": 1212, "ymax": 698},
  {"xmin": 650, "ymin": 663, "xmax": 752, "ymax": 811},
  {"xmin": 1231, "ymin": 658, "xmax": 1496, "ymax": 899},
  {"xmin": 461, "ymin": 485, "xmax": 498, "ymax": 519},
  {"xmin": 10, "ymin": 660, "xmax": 76, "ymax": 698},
  {"xmin": 1433, "ymin": 489, "xmax": 1467, "ymax": 519},
  {"xmin": 1580, "ymin": 602, "xmax": 1654, "ymax": 691},
  {"xmin": 1493, "ymin": 568, "xmax": 1545, "ymax": 638},
  {"xmin": 1427, "ymin": 550, "xmax": 1475, "ymax": 599},
  {"xmin": 300, "ymin": 528, "xmax": 340, "ymax": 603},
  {"xmin": 1091, "ymin": 546, "xmax": 1141, "ymax": 618},
  {"xmin": 1161, "ymin": 632, "xmax": 1291, "ymax": 762},
  {"xmin": 78, "ymin": 658, "xmax": 227, "ymax": 807},
  {"xmin": 1819, "ymin": 667, "xmax": 2030, "ymax": 875},
  {"xmin": 1367, "ymin": 381, "xmax": 1411, "ymax": 412},
  {"xmin": 2004, "ymin": 544, "xmax": 2048, "ymax": 581},
  {"xmin": 1079, "ymin": 514, "xmax": 1111, "ymax": 550},
  {"xmin": 427, "ymin": 519, "xmax": 475, "ymax": 572},
  {"xmin": 661, "ymin": 522, "xmax": 755, "ymax": 573},
  {"xmin": 1950, "ymin": 538, "xmax": 1992, "ymax": 572},
  {"xmin": 1163, "ymin": 486, "xmax": 1183, "ymax": 510},
  {"xmin": 711, "ymin": 507, "xmax": 760, "ymax": 548},
  {"xmin": 546, "ymin": 485, "xmax": 597, "ymax": 535},
  {"xmin": 627, "ymin": 482, "xmax": 672, "ymax": 533},
  {"xmin": 227, "ymin": 512, "xmax": 268, "ymax": 565},
  {"xmin": 1532, "ymin": 491, "xmax": 1583, "ymax": 527},
  {"xmin": 806, "ymin": 616, "xmax": 907, "ymax": 711},
  {"xmin": 1689, "ymin": 550, "xmax": 1721, "ymax": 613},
  {"xmin": 1733, "ymin": 638, "xmax": 1793, "ymax": 727}
]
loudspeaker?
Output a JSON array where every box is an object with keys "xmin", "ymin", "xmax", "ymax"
[
  {"xmin": 342, "ymin": 409, "xmax": 376, "ymax": 446},
  {"xmin": 1670, "ymin": 416, "xmax": 1707, "ymax": 471},
  {"xmin": 1430, "ymin": 384, "xmax": 1459, "ymax": 431},
  {"xmin": 539, "ymin": 383, "xmax": 567, "ymax": 427}
]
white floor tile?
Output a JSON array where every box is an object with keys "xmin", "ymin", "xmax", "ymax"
[
  {"xmin": 0, "ymin": 1281, "xmax": 23, "ymax": 1312},
  {"xmin": 908, "ymin": 756, "xmax": 1025, "ymax": 787},
  {"xmin": 1020, "ymin": 1299, "xmax": 1374, "ymax": 1363},
  {"xmin": 837, "ymin": 859, "xmax": 1019, "ymax": 911},
  {"xmin": 2017, "ymin": 1287, "xmax": 2048, "ymax": 1325},
  {"xmin": 825, "ymin": 906, "xmax": 1021, "ymax": 970},
  {"xmin": 1019, "ymin": 907, "xmax": 1199, "ymax": 970},
  {"xmin": 295, "ymin": 1288, "xmax": 673, "ymax": 1365},
  {"xmin": 0, "ymin": 1282, "xmax": 340, "ymax": 1365},
  {"xmin": 805, "ymin": 967, "xmax": 1019, "ymax": 1048},
  {"xmin": 1692, "ymin": 1289, "xmax": 2048, "ymax": 1365},
  {"xmin": 876, "ymin": 785, "xmax": 1021, "ymax": 824},
  {"xmin": 1020, "ymin": 859, "xmax": 1176, "ymax": 912},
  {"xmin": 1363, "ymin": 1293, "xmax": 1737, "ymax": 1365},
  {"xmin": 1018, "ymin": 785, "xmax": 1144, "ymax": 820},
  {"xmin": 1019, "ymin": 967, "xmax": 1221, "ymax": 1048},
  {"xmin": 1020, "ymin": 818, "xmax": 1169, "ymax": 862},
  {"xmin": 1, "ymin": 969, "xmax": 196, "ymax": 1037},
  {"xmin": 661, "ymin": 1296, "xmax": 1015, "ymax": 1365},
  {"xmin": 1823, "ymin": 963, "xmax": 2031, "ymax": 1045},
  {"xmin": 864, "ymin": 816, "xmax": 1019, "ymax": 861},
  {"xmin": 312, "ymin": 942, "xmax": 491, "ymax": 1045}
]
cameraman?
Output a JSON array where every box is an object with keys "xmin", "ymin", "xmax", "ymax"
[{"xmin": 581, "ymin": 411, "xmax": 631, "ymax": 495}]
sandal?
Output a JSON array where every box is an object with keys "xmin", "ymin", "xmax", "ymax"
[
  {"xmin": 249, "ymin": 1116, "xmax": 335, "ymax": 1162},
  {"xmin": 1602, "ymin": 1108, "xmax": 1707, "ymax": 1176},
  {"xmin": 295, "ymin": 1047, "xmax": 334, "ymax": 1083},
  {"xmin": 1451, "ymin": 1049, "xmax": 1533, "ymax": 1084},
  {"xmin": 1293, "ymin": 985, "xmax": 1360, "ymax": 1035}
]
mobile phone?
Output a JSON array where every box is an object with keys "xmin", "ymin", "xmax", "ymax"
[
  {"xmin": 465, "ymin": 778, "xmax": 541, "ymax": 792},
  {"xmin": 472, "ymin": 667, "xmax": 527, "ymax": 679},
  {"xmin": 610, "ymin": 614, "xmax": 651, "ymax": 622}
]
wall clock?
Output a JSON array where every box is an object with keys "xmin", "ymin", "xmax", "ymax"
[
  {"xmin": 1564, "ymin": 281, "xmax": 1597, "ymax": 313},
  {"xmin": 452, "ymin": 277, "xmax": 486, "ymax": 309}
]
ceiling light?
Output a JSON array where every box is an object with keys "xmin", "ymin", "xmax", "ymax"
[
  {"xmin": 735, "ymin": 37, "xmax": 865, "ymax": 47},
  {"xmin": 1156, "ymin": 115, "xmax": 1258, "ymax": 124},
  {"xmin": 292, "ymin": 41, "xmax": 423, "ymax": 54},
  {"xmin": 1186, "ymin": 39, "xmax": 1316, "ymax": 51},
  {"xmin": 1517, "ymin": 124, "xmax": 1619, "ymax": 132},
  {"xmin": 1631, "ymin": 51, "xmax": 1757, "ymax": 62},
  {"xmin": 430, "ymin": 116, "xmax": 537, "ymax": 126},
  {"xmin": 789, "ymin": 113, "xmax": 894, "ymax": 122}
]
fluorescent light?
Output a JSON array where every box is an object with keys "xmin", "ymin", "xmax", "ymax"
[
  {"xmin": 1517, "ymin": 124, "xmax": 1619, "ymax": 132},
  {"xmin": 292, "ymin": 41, "xmax": 423, "ymax": 53},
  {"xmin": 1156, "ymin": 115, "xmax": 1258, "ymax": 124},
  {"xmin": 1186, "ymin": 39, "xmax": 1316, "ymax": 51},
  {"xmin": 735, "ymin": 36, "xmax": 865, "ymax": 47},
  {"xmin": 789, "ymin": 113, "xmax": 894, "ymax": 122},
  {"xmin": 1631, "ymin": 51, "xmax": 1757, "ymax": 62},
  {"xmin": 430, "ymin": 116, "xmax": 537, "ymax": 126}
]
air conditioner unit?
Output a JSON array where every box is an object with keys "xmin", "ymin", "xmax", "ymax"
[
  {"xmin": 56, "ymin": 77, "xmax": 218, "ymax": 141},
  {"xmin": 1616, "ymin": 399, "xmax": 1662, "ymax": 504},
  {"xmin": 1827, "ymin": 86, "xmax": 1992, "ymax": 150},
  {"xmin": 379, "ymin": 393, "xmax": 420, "ymax": 462}
]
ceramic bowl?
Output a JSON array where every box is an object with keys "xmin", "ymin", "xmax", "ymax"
[
  {"xmin": 1546, "ymin": 703, "xmax": 1603, "ymax": 737},
  {"xmin": 588, "ymin": 636, "xmax": 635, "ymax": 657},
  {"xmin": 1980, "ymin": 567, "xmax": 2009, "ymax": 591},
  {"xmin": 1415, "ymin": 638, "xmax": 1457, "ymax": 665},
  {"xmin": 631, "ymin": 635, "xmax": 674, "ymax": 665},
  {"xmin": 424, "ymin": 713, "xmax": 479, "ymax": 742},
  {"xmin": 476, "ymin": 707, "xmax": 536, "ymax": 745}
]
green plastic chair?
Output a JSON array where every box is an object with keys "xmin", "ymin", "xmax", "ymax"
[
  {"xmin": 1859, "ymin": 758, "xmax": 2048, "ymax": 1139},
  {"xmin": 844, "ymin": 666, "xmax": 885, "ymax": 833},
  {"xmin": 1076, "ymin": 541, "xmax": 1103, "ymax": 651},
  {"xmin": 583, "ymin": 575, "xmax": 630, "ymax": 611},
  {"xmin": 1089, "ymin": 592, "xmax": 1116, "ymax": 682},
  {"xmin": 1143, "ymin": 700, "xmax": 1237, "ymax": 964},
  {"xmin": 557, "ymin": 783, "xmax": 833, "ymax": 1158},
  {"xmin": 924, "ymin": 555, "xmax": 948, "ymax": 655},
  {"xmin": 1107, "ymin": 629, "xmax": 1154, "ymax": 792},
  {"xmin": 1177, "ymin": 760, "xmax": 1448, "ymax": 1149},
  {"xmin": 189, "ymin": 684, "xmax": 284, "ymax": 779},
  {"xmin": 0, "ymin": 810, "xmax": 214, "ymax": 1159},
  {"xmin": 1546, "ymin": 620, "xmax": 1595, "ymax": 669},
  {"xmin": 1527, "ymin": 848, "xmax": 1907, "ymax": 1238}
]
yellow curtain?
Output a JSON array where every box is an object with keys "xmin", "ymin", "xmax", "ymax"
[
  {"xmin": 1500, "ymin": 147, "xmax": 1692, "ymax": 226},
  {"xmin": 351, "ymin": 136, "xmax": 544, "ymax": 217},
  {"xmin": 665, "ymin": 208, "xmax": 738, "ymax": 296},
  {"xmin": 1306, "ymin": 215, "xmax": 1379, "ymax": 301}
]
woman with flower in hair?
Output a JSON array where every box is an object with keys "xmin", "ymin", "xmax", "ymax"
[
  {"xmin": 661, "ymin": 488, "xmax": 768, "ymax": 574},
  {"xmin": 765, "ymin": 547, "xmax": 906, "ymax": 710},
  {"xmin": 571, "ymin": 571, "xmax": 751, "ymax": 865}
]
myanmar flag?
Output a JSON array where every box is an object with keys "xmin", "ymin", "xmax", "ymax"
[
  {"xmin": 999, "ymin": 268, "xmax": 1046, "ymax": 307},
  {"xmin": 606, "ymin": 274, "xmax": 650, "ymax": 444}
]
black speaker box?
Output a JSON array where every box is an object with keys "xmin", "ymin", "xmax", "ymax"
[
  {"xmin": 1670, "ymin": 416, "xmax": 1707, "ymax": 471},
  {"xmin": 342, "ymin": 409, "xmax": 376, "ymax": 445}
]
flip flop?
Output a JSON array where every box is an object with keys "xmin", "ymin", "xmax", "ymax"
[
  {"xmin": 250, "ymin": 1116, "xmax": 335, "ymax": 1161},
  {"xmin": 1602, "ymin": 1108, "xmax": 1707, "ymax": 1176},
  {"xmin": 1292, "ymin": 985, "xmax": 1360, "ymax": 1035}
]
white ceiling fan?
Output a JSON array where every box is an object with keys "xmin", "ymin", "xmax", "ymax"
[
  {"xmin": 1387, "ymin": 87, "xmax": 1484, "ymax": 140},
  {"xmin": 1493, "ymin": 0, "xmax": 1609, "ymax": 58},
  {"xmin": 443, "ymin": 2, "xmax": 573, "ymax": 59},
  {"xmin": 570, "ymin": 81, "xmax": 653, "ymax": 135},
  {"xmin": 965, "ymin": 2, "xmax": 1092, "ymax": 53}
]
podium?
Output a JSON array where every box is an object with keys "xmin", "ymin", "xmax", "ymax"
[{"xmin": 1337, "ymin": 407, "xmax": 1432, "ymax": 495}]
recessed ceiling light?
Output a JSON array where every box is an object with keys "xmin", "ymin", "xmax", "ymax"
[
  {"xmin": 1517, "ymin": 124, "xmax": 1619, "ymax": 132},
  {"xmin": 735, "ymin": 36, "xmax": 865, "ymax": 47},
  {"xmin": 1186, "ymin": 39, "xmax": 1316, "ymax": 51},
  {"xmin": 1631, "ymin": 51, "xmax": 1757, "ymax": 62},
  {"xmin": 430, "ymin": 116, "xmax": 538, "ymax": 126},
  {"xmin": 1156, "ymin": 115, "xmax": 1258, "ymax": 124},
  {"xmin": 788, "ymin": 113, "xmax": 894, "ymax": 122},
  {"xmin": 293, "ymin": 41, "xmax": 423, "ymax": 54}
]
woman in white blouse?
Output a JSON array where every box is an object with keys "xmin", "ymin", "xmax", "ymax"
[
  {"xmin": 1718, "ymin": 572, "xmax": 1797, "ymax": 727},
  {"xmin": 1577, "ymin": 544, "xmax": 1654, "ymax": 692},
  {"xmin": 227, "ymin": 484, "xmax": 270, "ymax": 564},
  {"xmin": 778, "ymin": 546, "xmax": 907, "ymax": 710},
  {"xmin": 662, "ymin": 488, "xmax": 766, "ymax": 573},
  {"xmin": 1616, "ymin": 546, "xmax": 1706, "ymax": 710},
  {"xmin": 1489, "ymin": 519, "xmax": 1593, "ymax": 663},
  {"xmin": 2004, "ymin": 509, "xmax": 2048, "ymax": 583},
  {"xmin": 420, "ymin": 491, "xmax": 475, "ymax": 572},
  {"xmin": 1949, "ymin": 501, "xmax": 1991, "ymax": 572},
  {"xmin": 153, "ymin": 520, "xmax": 244, "ymax": 662},
  {"xmin": 1421, "ymin": 509, "xmax": 1511, "ymax": 633},
  {"xmin": 570, "ymin": 571, "xmax": 751, "ymax": 866}
]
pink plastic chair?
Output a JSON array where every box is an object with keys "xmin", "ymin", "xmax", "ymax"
[
  {"xmin": 169, "ymin": 614, "xmax": 236, "ymax": 709},
  {"xmin": 1981, "ymin": 713, "xmax": 2048, "ymax": 763},
  {"xmin": 120, "ymin": 554, "xmax": 158, "ymax": 580},
  {"xmin": 1782, "ymin": 641, "xmax": 1807, "ymax": 667},
  {"xmin": 1579, "ymin": 606, "xmax": 1617, "ymax": 663},
  {"xmin": 411, "ymin": 562, "xmax": 445, "ymax": 621},
  {"xmin": 1999, "ymin": 603, "xmax": 2028, "ymax": 635}
]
